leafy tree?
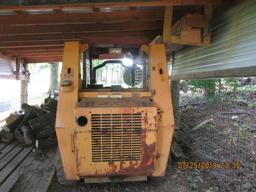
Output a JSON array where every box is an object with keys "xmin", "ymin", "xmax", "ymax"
[
  {"xmin": 188, "ymin": 79, "xmax": 216, "ymax": 97},
  {"xmin": 224, "ymin": 78, "xmax": 239, "ymax": 91}
]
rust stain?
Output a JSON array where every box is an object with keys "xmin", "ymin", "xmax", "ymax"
[
  {"xmin": 89, "ymin": 111, "xmax": 157, "ymax": 177},
  {"xmin": 103, "ymin": 128, "xmax": 156, "ymax": 176},
  {"xmin": 143, "ymin": 111, "xmax": 148, "ymax": 126}
]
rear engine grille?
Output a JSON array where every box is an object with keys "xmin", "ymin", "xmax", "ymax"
[{"xmin": 91, "ymin": 113, "xmax": 142, "ymax": 162}]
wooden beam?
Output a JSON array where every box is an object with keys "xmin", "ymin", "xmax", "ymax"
[
  {"xmin": 0, "ymin": 46, "xmax": 64, "ymax": 52},
  {"xmin": 0, "ymin": 52, "xmax": 15, "ymax": 61},
  {"xmin": 9, "ymin": 52, "xmax": 63, "ymax": 58},
  {"xmin": 2, "ymin": 49, "xmax": 63, "ymax": 54},
  {"xmin": 203, "ymin": 2, "xmax": 213, "ymax": 44},
  {"xmin": 0, "ymin": 37, "xmax": 151, "ymax": 49},
  {"xmin": 0, "ymin": 10, "xmax": 163, "ymax": 26},
  {"xmin": 21, "ymin": 54, "xmax": 62, "ymax": 58},
  {"xmin": 53, "ymin": 9, "xmax": 64, "ymax": 14},
  {"xmin": 0, "ymin": 31, "xmax": 157, "ymax": 43},
  {"xmin": 163, "ymin": 6, "xmax": 173, "ymax": 42},
  {"xmin": 14, "ymin": 10, "xmax": 29, "ymax": 15},
  {"xmin": 25, "ymin": 57, "xmax": 63, "ymax": 63},
  {"xmin": 0, "ymin": 42, "xmax": 65, "ymax": 49},
  {"xmin": 0, "ymin": 0, "xmax": 221, "ymax": 11},
  {"xmin": 0, "ymin": 21, "xmax": 162, "ymax": 36}
]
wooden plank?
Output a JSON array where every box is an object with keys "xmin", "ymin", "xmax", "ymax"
[
  {"xmin": 0, "ymin": 10, "xmax": 162, "ymax": 26},
  {"xmin": 11, "ymin": 148, "xmax": 57, "ymax": 192},
  {"xmin": 0, "ymin": 143, "xmax": 7, "ymax": 151},
  {"xmin": 0, "ymin": 150, "xmax": 34, "ymax": 192},
  {"xmin": 0, "ymin": 144, "xmax": 23, "ymax": 170},
  {"xmin": 11, "ymin": 154, "xmax": 43, "ymax": 192},
  {"xmin": 0, "ymin": 0, "xmax": 219, "ymax": 11},
  {"xmin": 0, "ymin": 147, "xmax": 32, "ymax": 184},
  {"xmin": 0, "ymin": 21, "xmax": 162, "ymax": 36},
  {"xmin": 33, "ymin": 149, "xmax": 56, "ymax": 192},
  {"xmin": 0, "ymin": 141, "xmax": 19, "ymax": 160}
]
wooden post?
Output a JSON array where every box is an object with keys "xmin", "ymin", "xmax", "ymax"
[
  {"xmin": 49, "ymin": 63, "xmax": 59, "ymax": 95},
  {"xmin": 203, "ymin": 2, "xmax": 213, "ymax": 44},
  {"xmin": 20, "ymin": 63, "xmax": 28, "ymax": 106},
  {"xmin": 15, "ymin": 58, "xmax": 21, "ymax": 80},
  {"xmin": 171, "ymin": 80, "xmax": 180, "ymax": 129},
  {"xmin": 20, "ymin": 79, "xmax": 28, "ymax": 105},
  {"xmin": 163, "ymin": 6, "xmax": 173, "ymax": 43}
]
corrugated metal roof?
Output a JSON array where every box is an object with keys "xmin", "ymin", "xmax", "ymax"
[{"xmin": 172, "ymin": 0, "xmax": 256, "ymax": 79}]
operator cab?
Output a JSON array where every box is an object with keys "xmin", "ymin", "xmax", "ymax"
[{"xmin": 81, "ymin": 48, "xmax": 148, "ymax": 93}]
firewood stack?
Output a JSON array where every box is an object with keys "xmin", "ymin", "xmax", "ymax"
[{"xmin": 0, "ymin": 97, "xmax": 57, "ymax": 148}]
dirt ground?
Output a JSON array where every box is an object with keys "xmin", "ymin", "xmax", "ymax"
[
  {"xmin": 48, "ymin": 89, "xmax": 256, "ymax": 192},
  {"xmin": 48, "ymin": 146, "xmax": 192, "ymax": 192}
]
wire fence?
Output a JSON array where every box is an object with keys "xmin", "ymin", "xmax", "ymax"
[{"xmin": 179, "ymin": 80, "xmax": 256, "ymax": 192}]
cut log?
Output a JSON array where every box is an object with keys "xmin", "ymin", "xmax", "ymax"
[
  {"xmin": 0, "ymin": 130, "xmax": 14, "ymax": 144},
  {"xmin": 34, "ymin": 126, "xmax": 55, "ymax": 139},
  {"xmin": 5, "ymin": 115, "xmax": 24, "ymax": 133},
  {"xmin": 21, "ymin": 103, "xmax": 45, "ymax": 117},
  {"xmin": 28, "ymin": 113, "xmax": 55, "ymax": 132},
  {"xmin": 16, "ymin": 111, "xmax": 36, "ymax": 132},
  {"xmin": 41, "ymin": 98, "xmax": 57, "ymax": 113},
  {"xmin": 5, "ymin": 113, "xmax": 20, "ymax": 125},
  {"xmin": 20, "ymin": 126, "xmax": 34, "ymax": 146},
  {"xmin": 37, "ymin": 138, "xmax": 57, "ymax": 148}
]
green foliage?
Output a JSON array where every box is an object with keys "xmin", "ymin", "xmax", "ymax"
[
  {"xmin": 248, "ymin": 101, "xmax": 256, "ymax": 109},
  {"xmin": 241, "ymin": 123, "xmax": 251, "ymax": 130},
  {"xmin": 28, "ymin": 63, "xmax": 50, "ymax": 74},
  {"xmin": 224, "ymin": 78, "xmax": 239, "ymax": 91},
  {"xmin": 203, "ymin": 186, "xmax": 220, "ymax": 192},
  {"xmin": 187, "ymin": 175, "xmax": 198, "ymax": 189},
  {"xmin": 237, "ymin": 85, "xmax": 256, "ymax": 92},
  {"xmin": 237, "ymin": 122, "xmax": 251, "ymax": 139},
  {"xmin": 187, "ymin": 79, "xmax": 216, "ymax": 97},
  {"xmin": 92, "ymin": 59, "xmax": 102, "ymax": 68}
]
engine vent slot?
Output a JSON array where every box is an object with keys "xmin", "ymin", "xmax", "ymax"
[{"xmin": 91, "ymin": 113, "xmax": 142, "ymax": 162}]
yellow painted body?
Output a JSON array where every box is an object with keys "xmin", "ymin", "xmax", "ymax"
[{"xmin": 56, "ymin": 41, "xmax": 174, "ymax": 181}]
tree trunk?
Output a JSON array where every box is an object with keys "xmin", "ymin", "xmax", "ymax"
[
  {"xmin": 20, "ymin": 79, "xmax": 28, "ymax": 105},
  {"xmin": 49, "ymin": 63, "xmax": 59, "ymax": 95}
]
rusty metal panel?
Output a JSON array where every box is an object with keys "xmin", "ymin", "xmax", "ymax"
[
  {"xmin": 75, "ymin": 100, "xmax": 157, "ymax": 176},
  {"xmin": 172, "ymin": 0, "xmax": 256, "ymax": 79}
]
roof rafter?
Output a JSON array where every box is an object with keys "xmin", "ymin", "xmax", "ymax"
[
  {"xmin": 0, "ymin": 10, "xmax": 162, "ymax": 26},
  {"xmin": 0, "ymin": 0, "xmax": 221, "ymax": 11},
  {"xmin": 0, "ymin": 31, "xmax": 157, "ymax": 43},
  {"xmin": 0, "ymin": 21, "xmax": 162, "ymax": 36}
]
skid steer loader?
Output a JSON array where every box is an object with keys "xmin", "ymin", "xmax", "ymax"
[{"xmin": 55, "ymin": 42, "xmax": 174, "ymax": 184}]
